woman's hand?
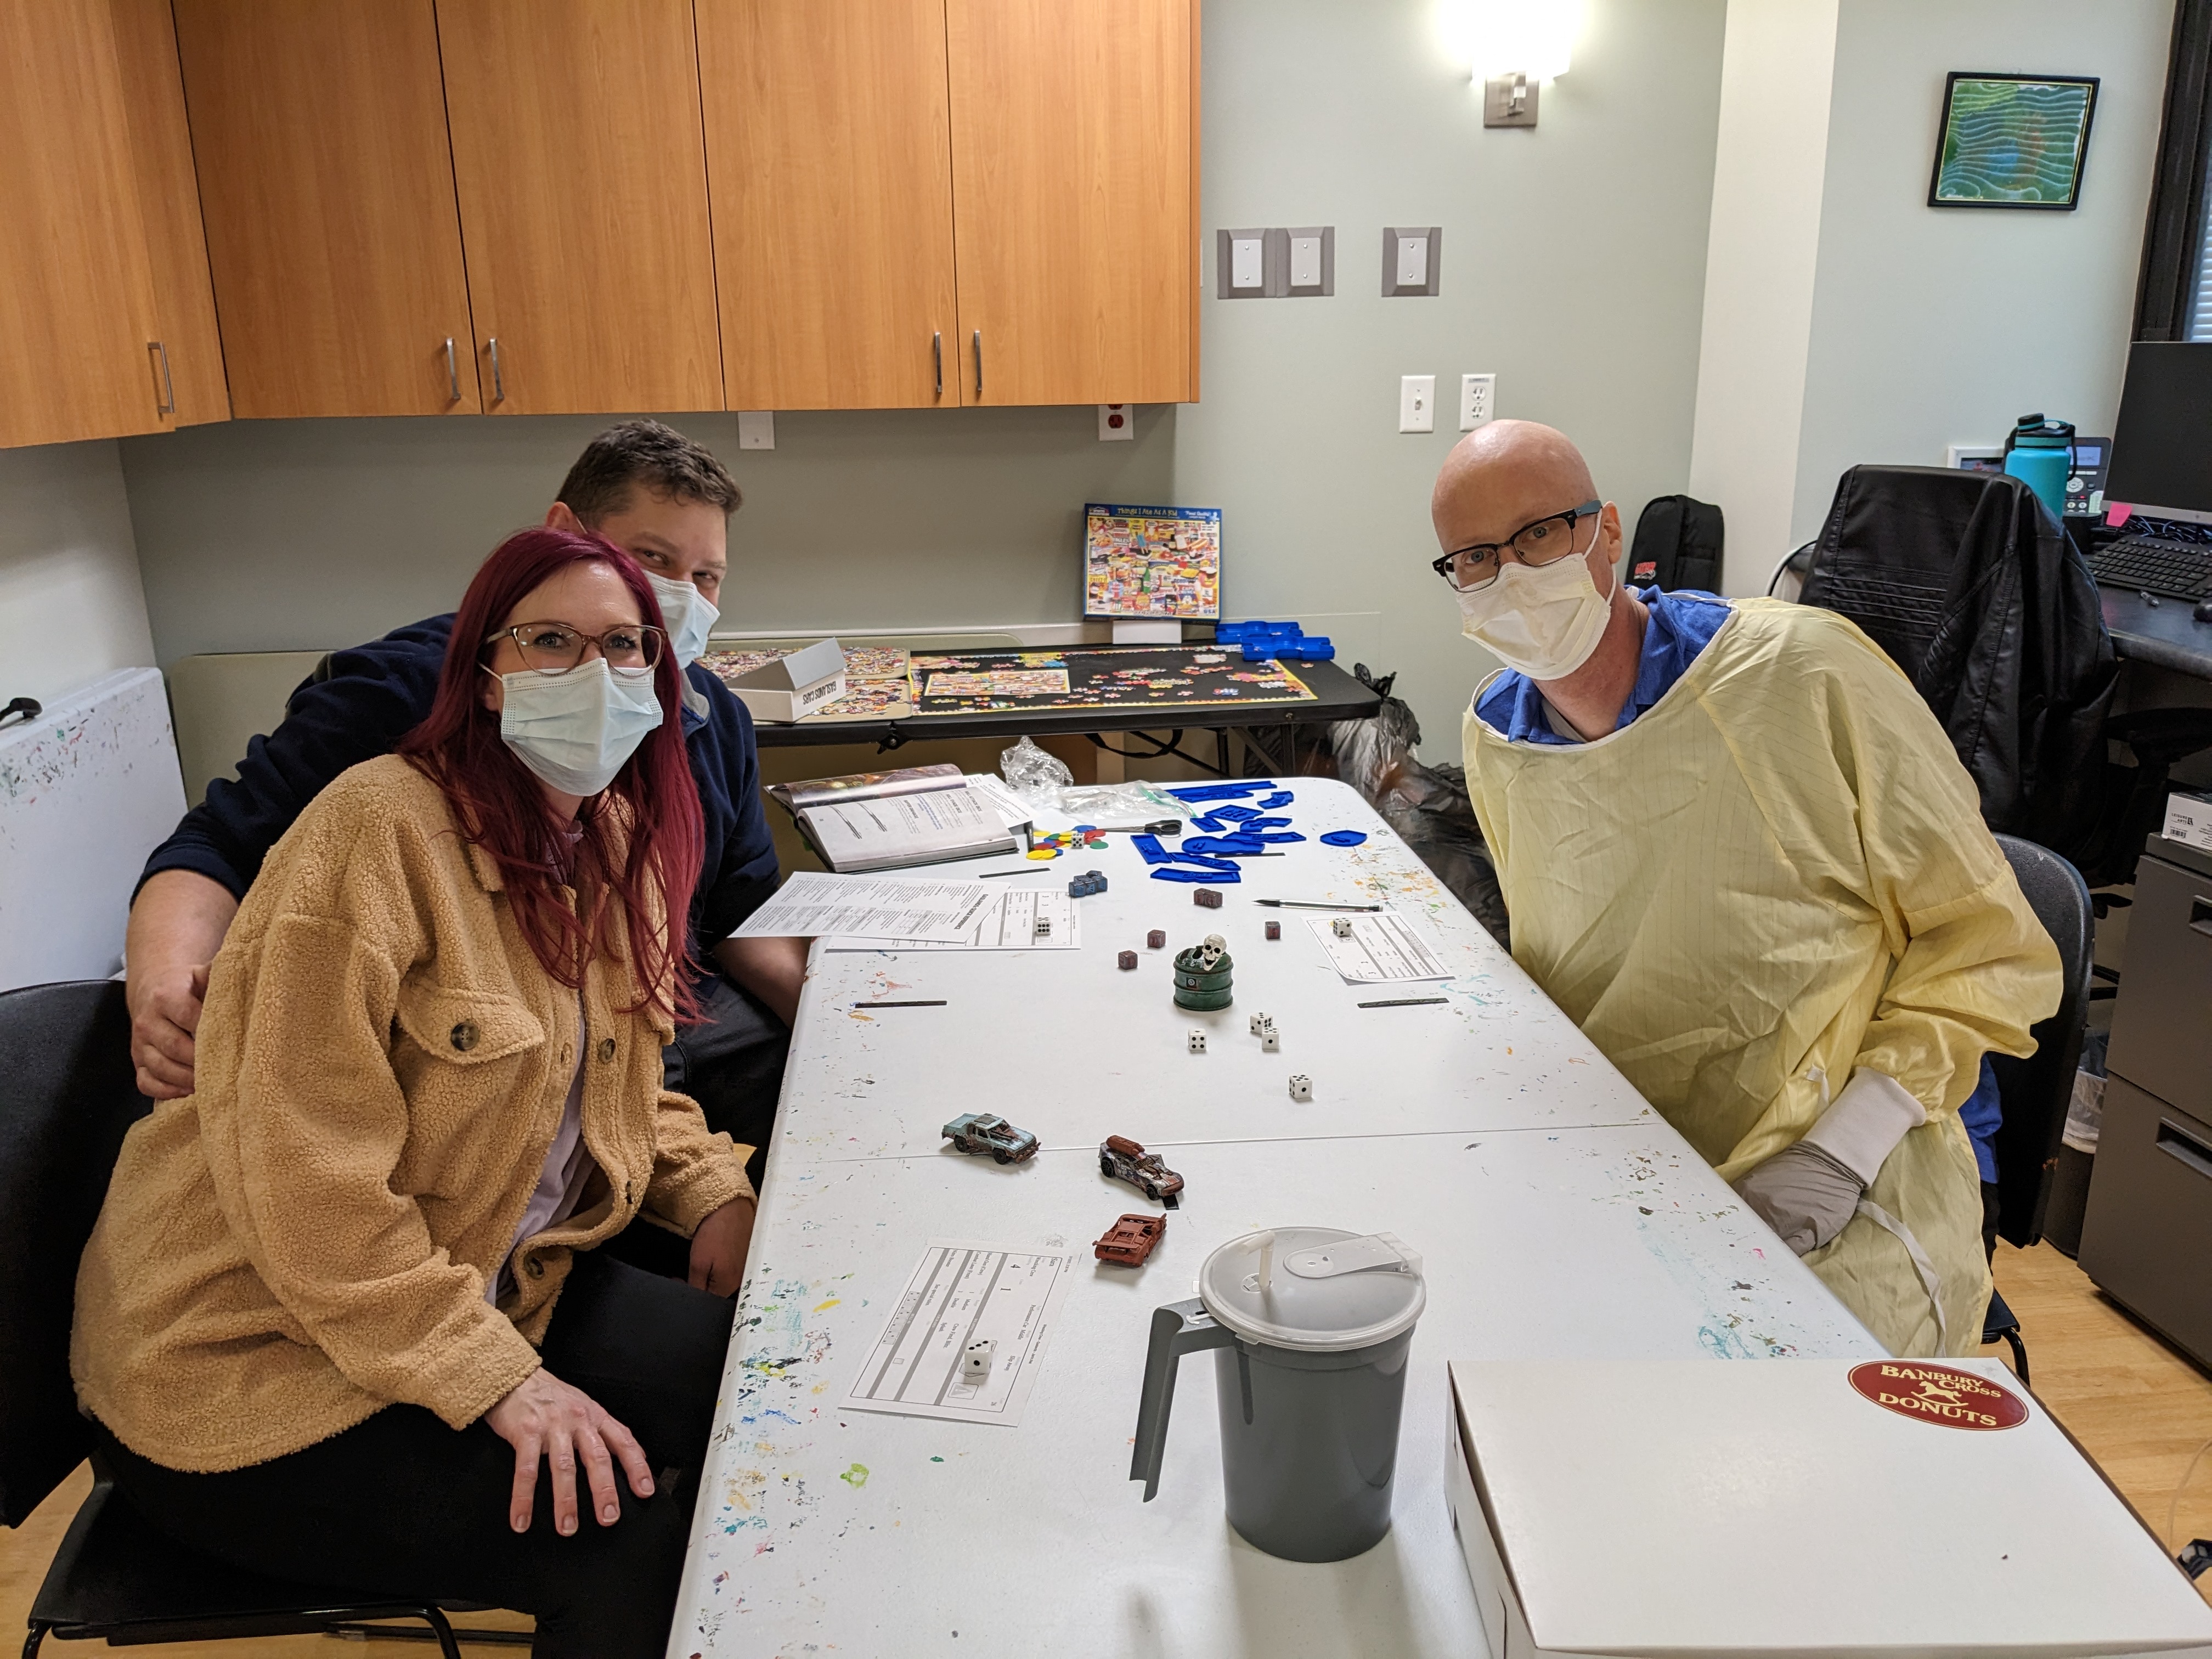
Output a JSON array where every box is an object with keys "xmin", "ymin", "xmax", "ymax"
[
  {"xmin": 689, "ymin": 1195, "xmax": 757, "ymax": 1297},
  {"xmin": 484, "ymin": 1367, "xmax": 653, "ymax": 1535}
]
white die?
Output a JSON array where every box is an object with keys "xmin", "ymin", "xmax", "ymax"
[
  {"xmin": 1248, "ymin": 1012, "xmax": 1272, "ymax": 1035},
  {"xmin": 1188, "ymin": 1030, "xmax": 1208, "ymax": 1054},
  {"xmin": 1261, "ymin": 1029, "xmax": 1280, "ymax": 1052},
  {"xmin": 1331, "ymin": 917, "xmax": 1353, "ymax": 937},
  {"xmin": 1288, "ymin": 1074, "xmax": 1312, "ymax": 1102},
  {"xmin": 961, "ymin": 1338, "xmax": 996, "ymax": 1381}
]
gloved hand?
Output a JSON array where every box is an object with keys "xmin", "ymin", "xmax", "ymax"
[
  {"xmin": 1732, "ymin": 1068, "xmax": 1931, "ymax": 1256},
  {"xmin": 1731, "ymin": 1141, "xmax": 1865, "ymax": 1254}
]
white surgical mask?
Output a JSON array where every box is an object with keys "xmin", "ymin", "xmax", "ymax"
[
  {"xmin": 646, "ymin": 571, "xmax": 719, "ymax": 669},
  {"xmin": 495, "ymin": 657, "xmax": 664, "ymax": 797},
  {"xmin": 1455, "ymin": 516, "xmax": 1616, "ymax": 680}
]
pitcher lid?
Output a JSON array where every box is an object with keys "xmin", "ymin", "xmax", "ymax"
[{"xmin": 1197, "ymin": 1227, "xmax": 1425, "ymax": 1352}]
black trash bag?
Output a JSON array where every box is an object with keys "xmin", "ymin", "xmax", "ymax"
[{"xmin": 1319, "ymin": 664, "xmax": 1509, "ymax": 949}]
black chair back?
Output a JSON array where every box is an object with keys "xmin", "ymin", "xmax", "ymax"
[
  {"xmin": 1988, "ymin": 837, "xmax": 2094, "ymax": 1248},
  {"xmin": 0, "ymin": 980, "xmax": 151, "ymax": 1526}
]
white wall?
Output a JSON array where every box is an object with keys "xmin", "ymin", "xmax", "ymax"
[
  {"xmin": 1788, "ymin": 0, "xmax": 2172, "ymax": 549},
  {"xmin": 119, "ymin": 0, "xmax": 1731, "ymax": 763},
  {"xmin": 0, "ymin": 440, "xmax": 155, "ymax": 708},
  {"xmin": 1686, "ymin": 0, "xmax": 1841, "ymax": 592}
]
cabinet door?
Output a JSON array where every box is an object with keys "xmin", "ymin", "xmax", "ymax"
[
  {"xmin": 174, "ymin": 0, "xmax": 481, "ymax": 417},
  {"xmin": 697, "ymin": 0, "xmax": 962, "ymax": 410},
  {"xmin": 0, "ymin": 0, "xmax": 169, "ymax": 449},
  {"xmin": 109, "ymin": 0, "xmax": 229, "ymax": 427},
  {"xmin": 436, "ymin": 0, "xmax": 723, "ymax": 415},
  {"xmin": 946, "ymin": 0, "xmax": 1197, "ymax": 407}
]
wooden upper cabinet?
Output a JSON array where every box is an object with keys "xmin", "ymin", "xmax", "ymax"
[
  {"xmin": 436, "ymin": 0, "xmax": 723, "ymax": 415},
  {"xmin": 946, "ymin": 0, "xmax": 1198, "ymax": 407},
  {"xmin": 697, "ymin": 0, "xmax": 962, "ymax": 411},
  {"xmin": 174, "ymin": 0, "xmax": 479, "ymax": 418},
  {"xmin": 0, "ymin": 0, "xmax": 170, "ymax": 449},
  {"xmin": 109, "ymin": 0, "xmax": 229, "ymax": 427}
]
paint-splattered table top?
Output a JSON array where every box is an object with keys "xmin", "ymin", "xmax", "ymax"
[{"xmin": 671, "ymin": 780, "xmax": 1881, "ymax": 1658}]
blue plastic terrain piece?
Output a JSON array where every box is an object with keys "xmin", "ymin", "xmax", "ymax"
[
  {"xmin": 1254, "ymin": 831, "xmax": 1306, "ymax": 843},
  {"xmin": 1240, "ymin": 815, "xmax": 1290, "ymax": 830},
  {"xmin": 1319, "ymin": 830, "xmax": 1368, "ymax": 847},
  {"xmin": 1211, "ymin": 805, "xmax": 1261, "ymax": 822},
  {"xmin": 1152, "ymin": 865, "xmax": 1242, "ymax": 883},
  {"xmin": 1259, "ymin": 791, "xmax": 1294, "ymax": 809},
  {"xmin": 1165, "ymin": 781, "xmax": 1277, "ymax": 803},
  {"xmin": 1182, "ymin": 835, "xmax": 1266, "ymax": 856}
]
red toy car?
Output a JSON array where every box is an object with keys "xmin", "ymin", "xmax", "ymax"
[{"xmin": 1094, "ymin": 1212, "xmax": 1167, "ymax": 1267}]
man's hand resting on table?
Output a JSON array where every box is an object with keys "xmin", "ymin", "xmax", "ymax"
[
  {"xmin": 486, "ymin": 1368, "xmax": 654, "ymax": 1535},
  {"xmin": 689, "ymin": 1195, "xmax": 758, "ymax": 1297}
]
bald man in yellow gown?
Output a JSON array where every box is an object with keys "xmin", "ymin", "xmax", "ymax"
[{"xmin": 1434, "ymin": 422, "xmax": 2060, "ymax": 1357}]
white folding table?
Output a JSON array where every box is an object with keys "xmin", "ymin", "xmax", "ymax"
[{"xmin": 668, "ymin": 779, "xmax": 1877, "ymax": 1658}]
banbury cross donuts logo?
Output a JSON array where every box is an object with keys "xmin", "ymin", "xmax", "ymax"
[{"xmin": 1847, "ymin": 1361, "xmax": 2028, "ymax": 1431}]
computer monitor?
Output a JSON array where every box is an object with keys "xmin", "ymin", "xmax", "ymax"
[{"xmin": 2107, "ymin": 341, "xmax": 2212, "ymax": 519}]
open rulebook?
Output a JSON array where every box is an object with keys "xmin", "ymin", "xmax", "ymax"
[{"xmin": 767, "ymin": 764, "xmax": 1022, "ymax": 873}]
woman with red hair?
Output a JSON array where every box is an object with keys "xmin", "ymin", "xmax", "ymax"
[{"xmin": 73, "ymin": 528, "xmax": 758, "ymax": 1657}]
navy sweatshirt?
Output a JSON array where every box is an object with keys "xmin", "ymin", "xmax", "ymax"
[{"xmin": 140, "ymin": 614, "xmax": 783, "ymax": 967}]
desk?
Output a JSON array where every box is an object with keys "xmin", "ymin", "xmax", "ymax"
[
  {"xmin": 669, "ymin": 781, "xmax": 1877, "ymax": 1658},
  {"xmin": 2101, "ymin": 587, "xmax": 2212, "ymax": 681},
  {"xmin": 747, "ymin": 656, "xmax": 1384, "ymax": 763}
]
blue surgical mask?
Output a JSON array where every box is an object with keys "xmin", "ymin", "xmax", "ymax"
[
  {"xmin": 495, "ymin": 658, "xmax": 664, "ymax": 797},
  {"xmin": 646, "ymin": 571, "xmax": 719, "ymax": 669}
]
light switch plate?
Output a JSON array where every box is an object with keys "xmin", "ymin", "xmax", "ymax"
[
  {"xmin": 1217, "ymin": 228, "xmax": 1284, "ymax": 298},
  {"xmin": 1231, "ymin": 235, "xmax": 1264, "ymax": 291},
  {"xmin": 1381, "ymin": 227, "xmax": 1441, "ymax": 296},
  {"xmin": 1483, "ymin": 73, "xmax": 1539, "ymax": 127},
  {"xmin": 737, "ymin": 410, "xmax": 775, "ymax": 449},
  {"xmin": 1401, "ymin": 374, "xmax": 1436, "ymax": 433},
  {"xmin": 1285, "ymin": 225, "xmax": 1334, "ymax": 296},
  {"xmin": 1098, "ymin": 403, "xmax": 1133, "ymax": 441},
  {"xmin": 1460, "ymin": 373, "xmax": 1496, "ymax": 431}
]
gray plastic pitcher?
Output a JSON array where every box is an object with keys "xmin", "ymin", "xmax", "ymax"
[{"xmin": 1130, "ymin": 1227, "xmax": 1425, "ymax": 1562}]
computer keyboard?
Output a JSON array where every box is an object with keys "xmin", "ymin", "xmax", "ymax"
[{"xmin": 2087, "ymin": 535, "xmax": 2212, "ymax": 600}]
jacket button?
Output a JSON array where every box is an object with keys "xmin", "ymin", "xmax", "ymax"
[
  {"xmin": 597, "ymin": 1036, "xmax": 617, "ymax": 1063},
  {"xmin": 525, "ymin": 1257, "xmax": 543, "ymax": 1278},
  {"xmin": 450, "ymin": 1022, "xmax": 479, "ymax": 1053}
]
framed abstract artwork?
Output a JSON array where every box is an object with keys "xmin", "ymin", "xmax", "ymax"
[{"xmin": 1929, "ymin": 72, "xmax": 2099, "ymax": 210}]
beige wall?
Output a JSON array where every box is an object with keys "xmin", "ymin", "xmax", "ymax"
[{"xmin": 0, "ymin": 439, "xmax": 155, "ymax": 709}]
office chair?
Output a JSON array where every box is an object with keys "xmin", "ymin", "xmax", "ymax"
[
  {"xmin": 1975, "ymin": 838, "xmax": 2096, "ymax": 1383},
  {"xmin": 0, "ymin": 979, "xmax": 491, "ymax": 1657}
]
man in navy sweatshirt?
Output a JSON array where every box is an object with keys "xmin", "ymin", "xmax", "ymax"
[{"xmin": 126, "ymin": 420, "xmax": 800, "ymax": 1184}]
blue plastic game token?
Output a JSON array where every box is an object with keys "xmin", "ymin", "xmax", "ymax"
[{"xmin": 1319, "ymin": 830, "xmax": 1368, "ymax": 847}]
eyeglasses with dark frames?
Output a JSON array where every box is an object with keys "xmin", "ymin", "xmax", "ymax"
[
  {"xmin": 1431, "ymin": 499, "xmax": 1602, "ymax": 592},
  {"xmin": 484, "ymin": 620, "xmax": 664, "ymax": 675}
]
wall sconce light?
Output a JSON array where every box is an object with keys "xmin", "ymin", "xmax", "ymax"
[{"xmin": 1441, "ymin": 0, "xmax": 1582, "ymax": 128}]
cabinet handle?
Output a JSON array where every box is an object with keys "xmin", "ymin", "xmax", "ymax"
[
  {"xmin": 487, "ymin": 337, "xmax": 505, "ymax": 404},
  {"xmin": 147, "ymin": 341, "xmax": 176, "ymax": 415},
  {"xmin": 933, "ymin": 330, "xmax": 943, "ymax": 397},
  {"xmin": 2157, "ymin": 1117, "xmax": 2212, "ymax": 1181},
  {"xmin": 444, "ymin": 337, "xmax": 460, "ymax": 404},
  {"xmin": 973, "ymin": 329, "xmax": 983, "ymax": 399},
  {"xmin": 2190, "ymin": 895, "xmax": 2212, "ymax": 939}
]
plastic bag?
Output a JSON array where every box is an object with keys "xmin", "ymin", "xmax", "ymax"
[
  {"xmin": 2062, "ymin": 1029, "xmax": 2108, "ymax": 1155},
  {"xmin": 999, "ymin": 735, "xmax": 1072, "ymax": 804},
  {"xmin": 1056, "ymin": 781, "xmax": 1183, "ymax": 819}
]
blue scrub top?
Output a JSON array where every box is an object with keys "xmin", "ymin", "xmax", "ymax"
[{"xmin": 1472, "ymin": 585, "xmax": 2004, "ymax": 1181}]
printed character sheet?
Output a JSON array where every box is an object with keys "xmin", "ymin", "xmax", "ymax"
[
  {"xmin": 1309, "ymin": 910, "xmax": 1452, "ymax": 984},
  {"xmin": 842, "ymin": 1240, "xmax": 1080, "ymax": 1426},
  {"xmin": 826, "ymin": 888, "xmax": 1080, "ymax": 952},
  {"xmin": 730, "ymin": 873, "xmax": 994, "ymax": 943}
]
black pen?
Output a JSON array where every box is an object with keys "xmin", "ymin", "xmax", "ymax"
[
  {"xmin": 1255, "ymin": 898, "xmax": 1385, "ymax": 911},
  {"xmin": 1358, "ymin": 996, "xmax": 1448, "ymax": 1008},
  {"xmin": 856, "ymin": 1000, "xmax": 948, "ymax": 1008}
]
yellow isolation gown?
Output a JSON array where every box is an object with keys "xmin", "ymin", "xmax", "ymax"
[{"xmin": 1464, "ymin": 598, "xmax": 2062, "ymax": 1357}]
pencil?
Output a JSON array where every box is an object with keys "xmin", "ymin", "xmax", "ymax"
[
  {"xmin": 1357, "ymin": 996, "xmax": 1448, "ymax": 1008},
  {"xmin": 1255, "ymin": 898, "xmax": 1385, "ymax": 911},
  {"xmin": 857, "ymin": 1000, "xmax": 949, "ymax": 1008}
]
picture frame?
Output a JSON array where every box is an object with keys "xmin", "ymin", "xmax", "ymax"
[{"xmin": 1928, "ymin": 72, "xmax": 2098, "ymax": 211}]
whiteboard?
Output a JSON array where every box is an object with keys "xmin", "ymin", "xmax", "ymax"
[{"xmin": 0, "ymin": 668, "xmax": 188, "ymax": 991}]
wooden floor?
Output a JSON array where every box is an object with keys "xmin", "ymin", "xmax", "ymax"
[{"xmin": 5, "ymin": 1244, "xmax": 2207, "ymax": 1653}]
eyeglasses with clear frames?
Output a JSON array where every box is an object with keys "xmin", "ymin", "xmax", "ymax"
[
  {"xmin": 1431, "ymin": 499, "xmax": 1603, "ymax": 592},
  {"xmin": 485, "ymin": 620, "xmax": 664, "ymax": 675}
]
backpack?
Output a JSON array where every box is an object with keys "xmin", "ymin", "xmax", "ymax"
[{"xmin": 1627, "ymin": 494, "xmax": 1725, "ymax": 593}]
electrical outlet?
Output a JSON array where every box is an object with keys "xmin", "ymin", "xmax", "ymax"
[
  {"xmin": 1400, "ymin": 374, "xmax": 1436, "ymax": 434},
  {"xmin": 737, "ymin": 410, "xmax": 774, "ymax": 450},
  {"xmin": 1098, "ymin": 403, "xmax": 1133, "ymax": 441},
  {"xmin": 1459, "ymin": 373, "xmax": 1496, "ymax": 431}
]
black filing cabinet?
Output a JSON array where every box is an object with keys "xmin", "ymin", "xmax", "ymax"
[{"xmin": 2080, "ymin": 835, "xmax": 2212, "ymax": 1365}]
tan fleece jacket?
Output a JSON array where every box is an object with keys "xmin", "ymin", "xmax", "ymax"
[{"xmin": 72, "ymin": 755, "xmax": 754, "ymax": 1473}]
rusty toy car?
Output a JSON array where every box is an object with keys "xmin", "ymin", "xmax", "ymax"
[
  {"xmin": 942, "ymin": 1111, "xmax": 1040, "ymax": 1165},
  {"xmin": 1094, "ymin": 1212, "xmax": 1167, "ymax": 1267},
  {"xmin": 1098, "ymin": 1135, "xmax": 1184, "ymax": 1207}
]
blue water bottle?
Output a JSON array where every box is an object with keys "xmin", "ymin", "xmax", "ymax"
[{"xmin": 2003, "ymin": 413, "xmax": 2074, "ymax": 523}]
